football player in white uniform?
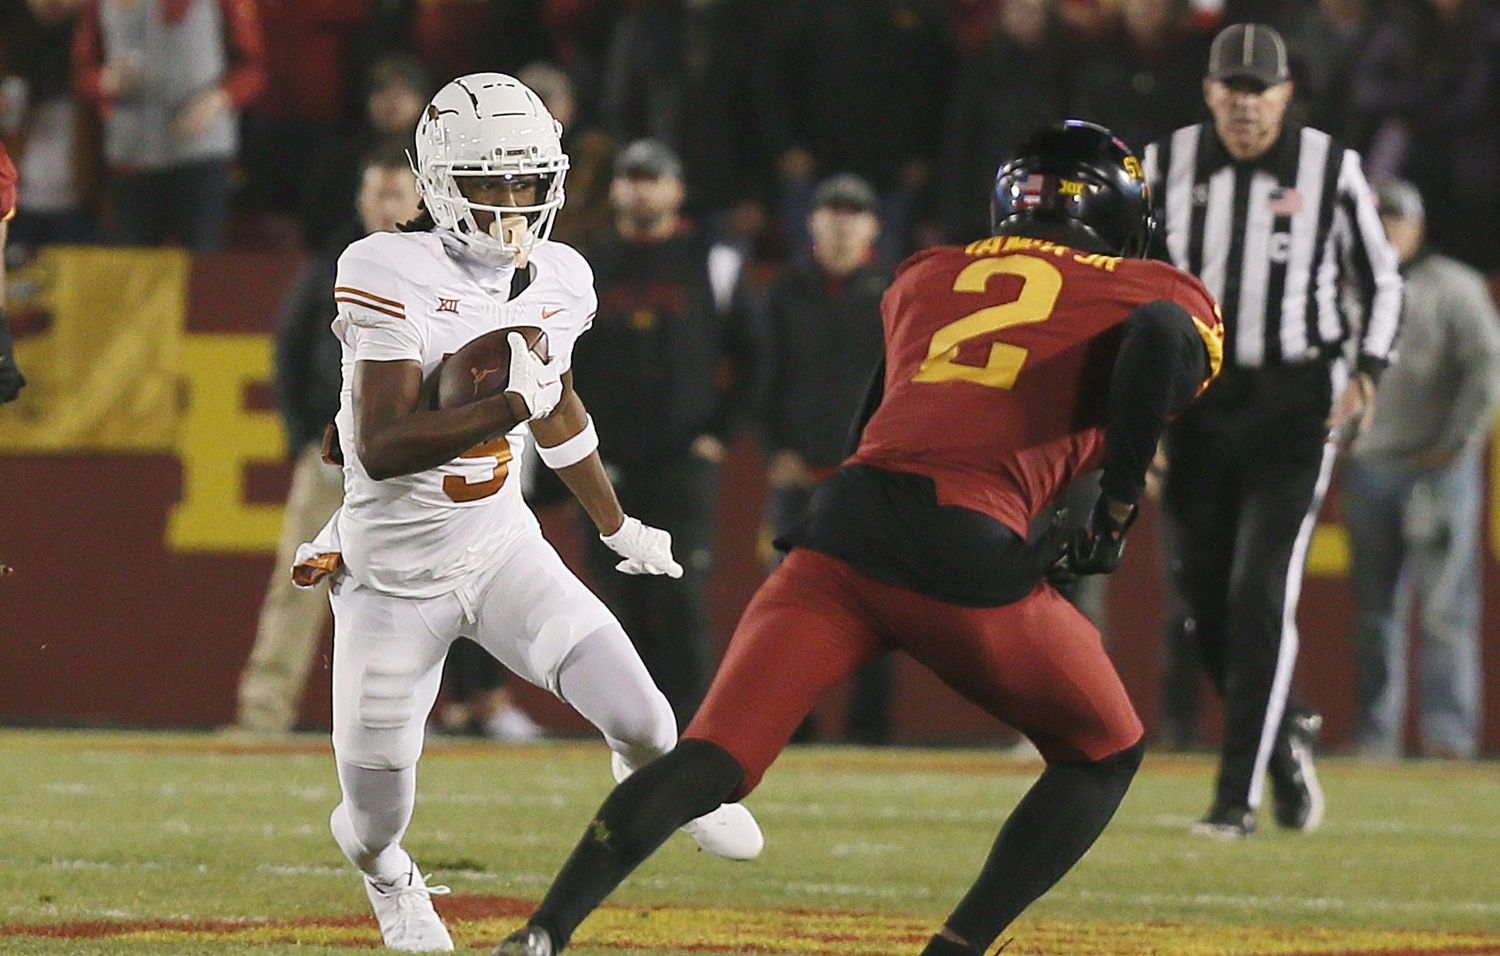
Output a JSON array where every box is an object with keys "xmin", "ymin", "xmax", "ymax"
[{"xmin": 297, "ymin": 74, "xmax": 763, "ymax": 952}]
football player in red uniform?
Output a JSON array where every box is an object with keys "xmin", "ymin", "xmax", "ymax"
[{"xmin": 495, "ymin": 121, "xmax": 1224, "ymax": 956}]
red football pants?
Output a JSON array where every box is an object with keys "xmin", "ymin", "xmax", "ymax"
[{"xmin": 686, "ymin": 549, "xmax": 1143, "ymax": 799}]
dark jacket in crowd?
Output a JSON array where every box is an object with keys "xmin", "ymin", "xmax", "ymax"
[
  {"xmin": 273, "ymin": 226, "xmax": 349, "ymax": 457},
  {"xmin": 764, "ymin": 260, "xmax": 890, "ymax": 469},
  {"xmin": 576, "ymin": 222, "xmax": 766, "ymax": 469},
  {"xmin": 603, "ymin": 0, "xmax": 769, "ymax": 212},
  {"xmin": 1281, "ymin": 2, "xmax": 1381, "ymax": 144},
  {"xmin": 0, "ymin": 0, "xmax": 77, "ymax": 104},
  {"xmin": 756, "ymin": 0, "xmax": 953, "ymax": 193},
  {"xmin": 1352, "ymin": 1, "xmax": 1500, "ymax": 270},
  {"xmin": 1071, "ymin": 22, "xmax": 1208, "ymax": 156},
  {"xmin": 939, "ymin": 15, "xmax": 1069, "ymax": 242}
]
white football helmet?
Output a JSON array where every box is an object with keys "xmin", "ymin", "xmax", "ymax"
[{"xmin": 412, "ymin": 73, "xmax": 569, "ymax": 263}]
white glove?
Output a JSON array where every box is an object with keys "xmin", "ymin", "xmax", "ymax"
[
  {"xmin": 600, "ymin": 516, "xmax": 684, "ymax": 578},
  {"xmin": 504, "ymin": 331, "xmax": 562, "ymax": 420}
]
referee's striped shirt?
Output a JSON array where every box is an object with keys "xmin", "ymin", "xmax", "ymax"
[{"xmin": 1143, "ymin": 123, "xmax": 1403, "ymax": 375}]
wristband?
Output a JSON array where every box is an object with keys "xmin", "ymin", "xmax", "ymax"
[{"xmin": 536, "ymin": 415, "xmax": 599, "ymax": 470}]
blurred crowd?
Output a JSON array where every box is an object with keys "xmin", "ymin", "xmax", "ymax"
[
  {"xmin": 4, "ymin": 0, "xmax": 1499, "ymax": 756},
  {"xmin": 2, "ymin": 0, "xmax": 1499, "ymax": 273}
]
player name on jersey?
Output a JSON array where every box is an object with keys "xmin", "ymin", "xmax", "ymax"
[{"xmin": 963, "ymin": 235, "xmax": 1123, "ymax": 273}]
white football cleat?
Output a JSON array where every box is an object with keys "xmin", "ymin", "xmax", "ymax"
[
  {"xmin": 363, "ymin": 865, "xmax": 455, "ymax": 952},
  {"xmin": 679, "ymin": 801, "xmax": 764, "ymax": 861},
  {"xmin": 611, "ymin": 751, "xmax": 764, "ymax": 861}
]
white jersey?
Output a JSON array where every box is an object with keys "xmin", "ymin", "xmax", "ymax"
[{"xmin": 330, "ymin": 230, "xmax": 595, "ymax": 598}]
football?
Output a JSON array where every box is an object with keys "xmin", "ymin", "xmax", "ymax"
[{"xmin": 428, "ymin": 326, "xmax": 550, "ymax": 410}]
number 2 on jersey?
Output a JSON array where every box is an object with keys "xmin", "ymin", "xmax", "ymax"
[
  {"xmin": 443, "ymin": 438, "xmax": 513, "ymax": 503},
  {"xmin": 912, "ymin": 255, "xmax": 1063, "ymax": 390}
]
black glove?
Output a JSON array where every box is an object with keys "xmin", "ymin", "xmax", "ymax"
[
  {"xmin": 0, "ymin": 313, "xmax": 25, "ymax": 404},
  {"xmin": 1057, "ymin": 494, "xmax": 1137, "ymax": 576}
]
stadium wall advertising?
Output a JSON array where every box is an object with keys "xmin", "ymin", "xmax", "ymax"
[{"xmin": 2, "ymin": 248, "xmax": 1497, "ymax": 753}]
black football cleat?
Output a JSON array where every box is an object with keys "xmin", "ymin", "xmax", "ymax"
[
  {"xmin": 1270, "ymin": 709, "xmax": 1325, "ymax": 832},
  {"xmin": 492, "ymin": 926, "xmax": 555, "ymax": 956},
  {"xmin": 1190, "ymin": 803, "xmax": 1257, "ymax": 840}
]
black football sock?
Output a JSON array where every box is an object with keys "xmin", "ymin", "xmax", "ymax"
[
  {"xmin": 941, "ymin": 741, "xmax": 1144, "ymax": 950},
  {"xmin": 528, "ymin": 739, "xmax": 744, "ymax": 949},
  {"xmin": 920, "ymin": 932, "xmax": 980, "ymax": 955}
]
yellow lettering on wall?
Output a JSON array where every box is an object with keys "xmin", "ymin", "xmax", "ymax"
[
  {"xmin": 1305, "ymin": 523, "xmax": 1349, "ymax": 576},
  {"xmin": 167, "ymin": 335, "xmax": 285, "ymax": 552}
]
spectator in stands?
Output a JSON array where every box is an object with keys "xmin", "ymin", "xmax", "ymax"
[
  {"xmin": 756, "ymin": 0, "xmax": 952, "ymax": 263},
  {"xmin": 1344, "ymin": 179, "xmax": 1500, "ymax": 760},
  {"xmin": 520, "ymin": 60, "xmax": 614, "ymax": 248},
  {"xmin": 434, "ymin": 637, "xmax": 545, "ymax": 741},
  {"xmin": 1352, "ymin": 0, "xmax": 1500, "ymax": 271},
  {"xmin": 229, "ymin": 144, "xmax": 416, "ymax": 735},
  {"xmin": 1280, "ymin": 0, "xmax": 1377, "ymax": 144},
  {"xmin": 951, "ymin": 0, "xmax": 1004, "ymax": 56},
  {"xmin": 1070, "ymin": 0, "xmax": 1208, "ymax": 155},
  {"xmin": 763, "ymin": 173, "xmax": 893, "ymax": 743},
  {"xmin": 410, "ymin": 0, "xmax": 555, "ymax": 83},
  {"xmin": 0, "ymin": 0, "xmax": 95, "ymax": 256},
  {"xmin": 602, "ymin": 0, "xmax": 770, "ymax": 247},
  {"xmin": 240, "ymin": 0, "xmax": 372, "ymax": 220},
  {"xmin": 72, "ymin": 0, "xmax": 265, "ymax": 253},
  {"xmin": 0, "ymin": 141, "xmax": 26, "ymax": 402},
  {"xmin": 573, "ymin": 139, "xmax": 766, "ymax": 728},
  {"xmin": 939, "ymin": 0, "xmax": 1068, "ymax": 243},
  {"xmin": 299, "ymin": 54, "xmax": 429, "ymax": 253}
]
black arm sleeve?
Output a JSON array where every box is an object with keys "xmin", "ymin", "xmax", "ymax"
[
  {"xmin": 1099, "ymin": 299, "xmax": 1208, "ymax": 505},
  {"xmin": 840, "ymin": 358, "xmax": 886, "ymax": 459}
]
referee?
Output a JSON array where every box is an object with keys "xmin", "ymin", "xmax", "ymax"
[{"xmin": 1143, "ymin": 23, "xmax": 1402, "ymax": 839}]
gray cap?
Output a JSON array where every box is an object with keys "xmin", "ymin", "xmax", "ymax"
[
  {"xmin": 614, "ymin": 139, "xmax": 682, "ymax": 180},
  {"xmin": 1376, "ymin": 178, "xmax": 1424, "ymax": 222},
  {"xmin": 813, "ymin": 173, "xmax": 877, "ymax": 213},
  {"xmin": 1207, "ymin": 23, "xmax": 1290, "ymax": 87}
]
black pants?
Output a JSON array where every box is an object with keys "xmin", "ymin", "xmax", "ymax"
[
  {"xmin": 107, "ymin": 159, "xmax": 232, "ymax": 253},
  {"xmin": 585, "ymin": 453, "xmax": 720, "ymax": 730},
  {"xmin": 1164, "ymin": 363, "xmax": 1337, "ymax": 811},
  {"xmin": 443, "ymin": 636, "xmax": 504, "ymax": 702}
]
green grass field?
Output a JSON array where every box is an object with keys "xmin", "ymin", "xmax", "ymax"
[{"xmin": 0, "ymin": 729, "xmax": 1497, "ymax": 955}]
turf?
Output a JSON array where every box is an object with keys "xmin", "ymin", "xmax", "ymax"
[{"xmin": 0, "ymin": 729, "xmax": 1496, "ymax": 954}]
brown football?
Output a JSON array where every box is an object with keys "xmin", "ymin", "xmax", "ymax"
[{"xmin": 428, "ymin": 326, "xmax": 550, "ymax": 410}]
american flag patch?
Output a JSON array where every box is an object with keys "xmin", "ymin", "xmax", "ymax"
[
  {"xmin": 1268, "ymin": 187, "xmax": 1303, "ymax": 215},
  {"xmin": 1016, "ymin": 174, "xmax": 1047, "ymax": 209}
]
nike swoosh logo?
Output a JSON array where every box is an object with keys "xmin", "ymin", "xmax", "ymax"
[{"xmin": 541, "ymin": 308, "xmax": 563, "ymax": 319}]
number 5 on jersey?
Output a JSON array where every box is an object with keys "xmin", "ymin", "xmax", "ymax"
[
  {"xmin": 444, "ymin": 438, "xmax": 513, "ymax": 503},
  {"xmin": 913, "ymin": 255, "xmax": 1063, "ymax": 390}
]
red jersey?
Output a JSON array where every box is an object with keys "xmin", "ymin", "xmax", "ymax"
[{"xmin": 851, "ymin": 236, "xmax": 1222, "ymax": 537}]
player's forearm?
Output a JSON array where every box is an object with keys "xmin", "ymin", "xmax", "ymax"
[
  {"xmin": 359, "ymin": 396, "xmax": 523, "ymax": 480},
  {"xmin": 554, "ymin": 453, "xmax": 626, "ymax": 535},
  {"xmin": 536, "ymin": 391, "xmax": 625, "ymax": 534}
]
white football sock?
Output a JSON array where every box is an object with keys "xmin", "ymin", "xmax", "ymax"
[
  {"xmin": 331, "ymin": 761, "xmax": 418, "ymax": 884},
  {"xmin": 556, "ymin": 624, "xmax": 677, "ymax": 772}
]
